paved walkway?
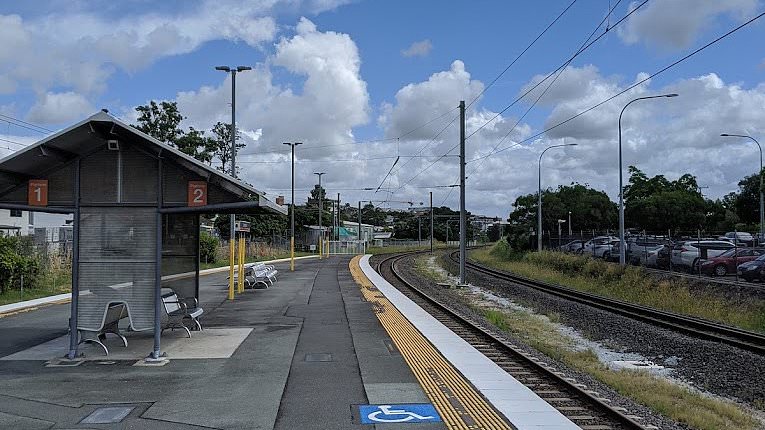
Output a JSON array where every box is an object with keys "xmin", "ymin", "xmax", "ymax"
[{"xmin": 0, "ymin": 256, "xmax": 439, "ymax": 429}]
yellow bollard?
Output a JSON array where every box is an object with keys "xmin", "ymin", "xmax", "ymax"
[
  {"xmin": 228, "ymin": 238, "xmax": 235, "ymax": 300},
  {"xmin": 238, "ymin": 237, "xmax": 245, "ymax": 293},
  {"xmin": 290, "ymin": 237, "xmax": 295, "ymax": 271}
]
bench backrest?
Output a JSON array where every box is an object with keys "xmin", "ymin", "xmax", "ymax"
[{"xmin": 162, "ymin": 293, "xmax": 181, "ymax": 314}]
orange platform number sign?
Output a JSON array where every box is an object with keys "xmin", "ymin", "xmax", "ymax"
[
  {"xmin": 188, "ymin": 181, "xmax": 208, "ymax": 207},
  {"xmin": 28, "ymin": 179, "xmax": 48, "ymax": 206}
]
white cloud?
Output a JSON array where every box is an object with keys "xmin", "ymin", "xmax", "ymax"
[
  {"xmin": 27, "ymin": 91, "xmax": 94, "ymax": 124},
  {"xmin": 401, "ymin": 39, "xmax": 433, "ymax": 58},
  {"xmin": 618, "ymin": 0, "xmax": 758, "ymax": 49},
  {"xmin": 513, "ymin": 65, "xmax": 765, "ymax": 213}
]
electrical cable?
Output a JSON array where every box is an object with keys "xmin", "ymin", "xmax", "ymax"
[{"xmin": 468, "ymin": 9, "xmax": 765, "ymax": 163}]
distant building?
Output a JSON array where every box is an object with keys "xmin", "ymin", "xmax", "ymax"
[
  {"xmin": 471, "ymin": 215, "xmax": 501, "ymax": 232},
  {"xmin": 0, "ymin": 209, "xmax": 31, "ymax": 236}
]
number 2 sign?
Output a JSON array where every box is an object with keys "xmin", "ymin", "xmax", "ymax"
[
  {"xmin": 187, "ymin": 181, "xmax": 207, "ymax": 207},
  {"xmin": 28, "ymin": 179, "xmax": 48, "ymax": 206}
]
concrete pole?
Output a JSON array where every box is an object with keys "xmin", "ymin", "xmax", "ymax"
[
  {"xmin": 459, "ymin": 100, "xmax": 466, "ymax": 285},
  {"xmin": 314, "ymin": 172, "xmax": 325, "ymax": 257},
  {"xmin": 358, "ymin": 201, "xmax": 362, "ymax": 252},
  {"xmin": 230, "ymin": 70, "xmax": 237, "ymax": 272},
  {"xmin": 337, "ymin": 193, "xmax": 341, "ymax": 241},
  {"xmin": 430, "ymin": 191, "xmax": 434, "ymax": 253}
]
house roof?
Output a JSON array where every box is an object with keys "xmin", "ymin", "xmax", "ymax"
[{"xmin": 0, "ymin": 110, "xmax": 286, "ymax": 215}]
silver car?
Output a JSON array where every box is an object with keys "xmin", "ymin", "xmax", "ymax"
[
  {"xmin": 670, "ymin": 240, "xmax": 735, "ymax": 272},
  {"xmin": 579, "ymin": 236, "xmax": 618, "ymax": 258}
]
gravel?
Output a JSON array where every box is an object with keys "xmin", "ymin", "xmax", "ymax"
[{"xmin": 372, "ymin": 251, "xmax": 765, "ymax": 430}]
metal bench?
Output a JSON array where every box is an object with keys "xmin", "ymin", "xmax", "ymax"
[
  {"xmin": 161, "ymin": 291, "xmax": 204, "ymax": 338},
  {"xmin": 231, "ymin": 262, "xmax": 278, "ymax": 289},
  {"xmin": 77, "ymin": 302, "xmax": 128, "ymax": 356}
]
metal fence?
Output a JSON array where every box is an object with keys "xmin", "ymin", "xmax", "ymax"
[{"xmin": 326, "ymin": 240, "xmax": 366, "ymax": 255}]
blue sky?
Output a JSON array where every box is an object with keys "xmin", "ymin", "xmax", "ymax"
[{"xmin": 1, "ymin": 0, "xmax": 764, "ymax": 217}]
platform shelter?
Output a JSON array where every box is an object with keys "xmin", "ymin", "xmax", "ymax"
[{"xmin": 0, "ymin": 110, "xmax": 286, "ymax": 359}]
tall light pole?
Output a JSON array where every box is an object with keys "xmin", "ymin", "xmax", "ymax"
[
  {"xmin": 216, "ymin": 65, "xmax": 251, "ymax": 299},
  {"xmin": 314, "ymin": 172, "xmax": 325, "ymax": 257},
  {"xmin": 721, "ymin": 133, "xmax": 763, "ymax": 241},
  {"xmin": 618, "ymin": 93, "xmax": 678, "ymax": 265},
  {"xmin": 283, "ymin": 142, "xmax": 302, "ymax": 271},
  {"xmin": 568, "ymin": 211, "xmax": 572, "ymax": 237},
  {"xmin": 538, "ymin": 143, "xmax": 577, "ymax": 251}
]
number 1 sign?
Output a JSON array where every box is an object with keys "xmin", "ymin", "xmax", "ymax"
[
  {"xmin": 28, "ymin": 179, "xmax": 48, "ymax": 206},
  {"xmin": 188, "ymin": 181, "xmax": 207, "ymax": 207}
]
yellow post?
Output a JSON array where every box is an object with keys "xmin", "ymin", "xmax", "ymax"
[
  {"xmin": 228, "ymin": 237, "xmax": 235, "ymax": 300},
  {"xmin": 290, "ymin": 237, "xmax": 295, "ymax": 271},
  {"xmin": 238, "ymin": 236, "xmax": 245, "ymax": 293},
  {"xmin": 319, "ymin": 237, "xmax": 323, "ymax": 259}
]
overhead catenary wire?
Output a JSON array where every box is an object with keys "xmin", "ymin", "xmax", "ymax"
[
  {"xmin": 465, "ymin": 0, "xmax": 627, "ymax": 179},
  {"xmin": 385, "ymin": 0, "xmax": 641, "ymax": 200},
  {"xmin": 468, "ymin": 8, "xmax": 765, "ymax": 164},
  {"xmin": 0, "ymin": 113, "xmax": 54, "ymax": 134},
  {"xmin": 465, "ymin": 0, "xmax": 643, "ymax": 142},
  {"xmin": 466, "ymin": 0, "xmax": 580, "ymax": 110}
]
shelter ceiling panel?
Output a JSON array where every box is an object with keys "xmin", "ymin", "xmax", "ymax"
[
  {"xmin": 80, "ymin": 149, "xmax": 118, "ymax": 204},
  {"xmin": 121, "ymin": 147, "xmax": 158, "ymax": 204}
]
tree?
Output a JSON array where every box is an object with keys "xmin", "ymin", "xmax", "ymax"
[
  {"xmin": 487, "ymin": 224, "xmax": 501, "ymax": 242},
  {"xmin": 133, "ymin": 101, "xmax": 184, "ymax": 144},
  {"xmin": 133, "ymin": 101, "xmax": 215, "ymax": 165},
  {"xmin": 211, "ymin": 122, "xmax": 244, "ymax": 174}
]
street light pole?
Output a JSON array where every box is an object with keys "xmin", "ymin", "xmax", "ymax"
[
  {"xmin": 538, "ymin": 143, "xmax": 577, "ymax": 251},
  {"xmin": 568, "ymin": 211, "xmax": 572, "ymax": 237},
  {"xmin": 283, "ymin": 142, "xmax": 302, "ymax": 271},
  {"xmin": 618, "ymin": 93, "xmax": 678, "ymax": 265},
  {"xmin": 216, "ymin": 65, "xmax": 251, "ymax": 299},
  {"xmin": 721, "ymin": 133, "xmax": 763, "ymax": 241},
  {"xmin": 314, "ymin": 172, "xmax": 325, "ymax": 257}
]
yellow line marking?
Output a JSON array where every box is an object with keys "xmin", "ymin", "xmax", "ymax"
[{"xmin": 349, "ymin": 256, "xmax": 511, "ymax": 430}]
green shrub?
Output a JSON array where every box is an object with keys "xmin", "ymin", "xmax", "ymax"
[
  {"xmin": 0, "ymin": 235, "xmax": 40, "ymax": 294},
  {"xmin": 199, "ymin": 232, "xmax": 219, "ymax": 264}
]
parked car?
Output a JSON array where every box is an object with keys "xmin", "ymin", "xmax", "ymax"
[
  {"xmin": 699, "ymin": 248, "xmax": 765, "ymax": 276},
  {"xmin": 579, "ymin": 236, "xmax": 617, "ymax": 257},
  {"xmin": 629, "ymin": 244, "xmax": 665, "ymax": 267},
  {"xmin": 670, "ymin": 240, "xmax": 735, "ymax": 272},
  {"xmin": 718, "ymin": 231, "xmax": 754, "ymax": 246},
  {"xmin": 655, "ymin": 244, "xmax": 673, "ymax": 270},
  {"xmin": 558, "ymin": 240, "xmax": 584, "ymax": 253},
  {"xmin": 737, "ymin": 254, "xmax": 765, "ymax": 281}
]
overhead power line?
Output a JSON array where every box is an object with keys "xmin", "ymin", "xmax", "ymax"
[
  {"xmin": 0, "ymin": 113, "xmax": 54, "ymax": 134},
  {"xmin": 466, "ymin": 0, "xmax": 580, "ymax": 109},
  {"xmin": 468, "ymin": 9, "xmax": 765, "ymax": 163}
]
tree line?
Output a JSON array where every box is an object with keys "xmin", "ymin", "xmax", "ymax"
[{"xmin": 507, "ymin": 165, "xmax": 764, "ymax": 242}]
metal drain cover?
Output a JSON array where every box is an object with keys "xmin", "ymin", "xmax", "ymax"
[
  {"xmin": 305, "ymin": 353, "xmax": 333, "ymax": 362},
  {"xmin": 80, "ymin": 406, "xmax": 134, "ymax": 424}
]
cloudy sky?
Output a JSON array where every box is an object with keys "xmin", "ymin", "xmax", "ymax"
[{"xmin": 1, "ymin": 0, "xmax": 764, "ymax": 218}]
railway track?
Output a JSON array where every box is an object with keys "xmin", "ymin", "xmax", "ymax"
[
  {"xmin": 376, "ymin": 252, "xmax": 651, "ymax": 430},
  {"xmin": 452, "ymin": 251, "xmax": 765, "ymax": 356}
]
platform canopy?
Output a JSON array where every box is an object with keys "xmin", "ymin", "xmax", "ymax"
[
  {"xmin": 0, "ymin": 110, "xmax": 286, "ymax": 216},
  {"xmin": 0, "ymin": 110, "xmax": 286, "ymax": 360}
]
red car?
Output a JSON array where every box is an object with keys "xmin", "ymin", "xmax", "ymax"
[{"xmin": 699, "ymin": 248, "xmax": 765, "ymax": 276}]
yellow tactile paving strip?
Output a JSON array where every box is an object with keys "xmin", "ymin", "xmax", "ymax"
[{"xmin": 349, "ymin": 256, "xmax": 512, "ymax": 430}]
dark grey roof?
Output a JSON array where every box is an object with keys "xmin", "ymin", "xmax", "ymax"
[{"xmin": 0, "ymin": 111, "xmax": 286, "ymax": 215}]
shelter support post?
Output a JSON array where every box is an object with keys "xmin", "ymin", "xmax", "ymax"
[
  {"xmin": 238, "ymin": 235, "xmax": 245, "ymax": 293},
  {"xmin": 150, "ymin": 158, "xmax": 163, "ymax": 360},
  {"xmin": 66, "ymin": 159, "xmax": 81, "ymax": 360}
]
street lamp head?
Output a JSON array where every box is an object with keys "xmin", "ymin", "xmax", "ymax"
[
  {"xmin": 215, "ymin": 66, "xmax": 231, "ymax": 72},
  {"xmin": 664, "ymin": 93, "xmax": 679, "ymax": 98},
  {"xmin": 295, "ymin": 142, "xmax": 303, "ymax": 146},
  {"xmin": 236, "ymin": 66, "xmax": 252, "ymax": 72},
  {"xmin": 720, "ymin": 133, "xmax": 731, "ymax": 137}
]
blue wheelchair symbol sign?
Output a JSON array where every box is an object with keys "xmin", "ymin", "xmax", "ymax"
[{"xmin": 359, "ymin": 404, "xmax": 442, "ymax": 424}]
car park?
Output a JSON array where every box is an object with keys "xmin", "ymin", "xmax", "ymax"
[
  {"xmin": 629, "ymin": 243, "xmax": 665, "ymax": 267},
  {"xmin": 670, "ymin": 240, "xmax": 735, "ymax": 272},
  {"xmin": 738, "ymin": 254, "xmax": 765, "ymax": 281},
  {"xmin": 578, "ymin": 236, "xmax": 617, "ymax": 257},
  {"xmin": 699, "ymin": 248, "xmax": 764, "ymax": 276},
  {"xmin": 558, "ymin": 240, "xmax": 583, "ymax": 253},
  {"xmin": 718, "ymin": 231, "xmax": 754, "ymax": 246}
]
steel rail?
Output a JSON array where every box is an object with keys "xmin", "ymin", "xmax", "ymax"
[
  {"xmin": 376, "ymin": 251, "xmax": 649, "ymax": 430},
  {"xmin": 453, "ymin": 251, "xmax": 765, "ymax": 355}
]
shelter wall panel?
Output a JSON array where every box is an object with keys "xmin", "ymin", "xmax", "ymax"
[
  {"xmin": 77, "ymin": 262, "xmax": 156, "ymax": 331},
  {"xmin": 47, "ymin": 163, "xmax": 74, "ymax": 205},
  {"xmin": 162, "ymin": 214, "xmax": 198, "ymax": 255},
  {"xmin": 161, "ymin": 256, "xmax": 196, "ymax": 300},
  {"xmin": 207, "ymin": 183, "xmax": 240, "ymax": 205},
  {"xmin": 80, "ymin": 150, "xmax": 118, "ymax": 204},
  {"xmin": 121, "ymin": 148, "xmax": 158, "ymax": 203},
  {"xmin": 163, "ymin": 162, "xmax": 203, "ymax": 205},
  {"xmin": 0, "ymin": 185, "xmax": 26, "ymax": 204},
  {"xmin": 79, "ymin": 207, "xmax": 156, "ymax": 262}
]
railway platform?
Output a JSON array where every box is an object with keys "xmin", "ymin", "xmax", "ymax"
[{"xmin": 0, "ymin": 255, "xmax": 575, "ymax": 429}]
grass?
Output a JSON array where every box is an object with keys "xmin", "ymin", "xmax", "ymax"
[
  {"xmin": 470, "ymin": 243, "xmax": 765, "ymax": 334},
  {"xmin": 0, "ymin": 267, "xmax": 72, "ymax": 307},
  {"xmin": 413, "ymin": 254, "xmax": 450, "ymax": 283},
  {"xmin": 478, "ymin": 306, "xmax": 759, "ymax": 430}
]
